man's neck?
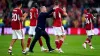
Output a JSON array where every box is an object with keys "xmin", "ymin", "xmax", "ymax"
[{"xmin": 16, "ymin": 7, "xmax": 21, "ymax": 9}]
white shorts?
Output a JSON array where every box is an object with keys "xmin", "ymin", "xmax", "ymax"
[
  {"xmin": 86, "ymin": 30, "xmax": 94, "ymax": 36},
  {"xmin": 53, "ymin": 26, "xmax": 66, "ymax": 36},
  {"xmin": 12, "ymin": 29, "xmax": 24, "ymax": 39},
  {"xmin": 28, "ymin": 26, "xmax": 36, "ymax": 35}
]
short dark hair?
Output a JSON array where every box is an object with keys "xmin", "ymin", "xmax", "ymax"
[
  {"xmin": 31, "ymin": 3, "xmax": 38, "ymax": 8},
  {"xmin": 87, "ymin": 8, "xmax": 90, "ymax": 13},
  {"xmin": 54, "ymin": 1, "xmax": 60, "ymax": 5},
  {"xmin": 16, "ymin": 1, "xmax": 22, "ymax": 6}
]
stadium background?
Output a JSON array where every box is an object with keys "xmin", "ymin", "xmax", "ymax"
[
  {"xmin": 0, "ymin": 0, "xmax": 100, "ymax": 56},
  {"xmin": 0, "ymin": 0, "xmax": 100, "ymax": 35}
]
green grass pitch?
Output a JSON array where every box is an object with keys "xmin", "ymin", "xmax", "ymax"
[{"xmin": 0, "ymin": 35, "xmax": 100, "ymax": 56}]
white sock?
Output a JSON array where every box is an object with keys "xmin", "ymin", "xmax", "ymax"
[
  {"xmin": 41, "ymin": 46, "xmax": 44, "ymax": 49},
  {"xmin": 9, "ymin": 46, "xmax": 12, "ymax": 50},
  {"xmin": 25, "ymin": 47, "xmax": 29, "ymax": 51}
]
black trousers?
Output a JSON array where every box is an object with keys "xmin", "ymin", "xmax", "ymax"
[{"xmin": 29, "ymin": 28, "xmax": 52, "ymax": 51}]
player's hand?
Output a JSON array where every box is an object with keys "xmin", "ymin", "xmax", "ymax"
[
  {"xmin": 63, "ymin": 7, "xmax": 66, "ymax": 12},
  {"xmin": 23, "ymin": 13, "xmax": 28, "ymax": 17}
]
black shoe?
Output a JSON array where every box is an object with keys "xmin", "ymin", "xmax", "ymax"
[
  {"xmin": 8, "ymin": 49, "xmax": 14, "ymax": 55},
  {"xmin": 8, "ymin": 52, "xmax": 14, "ymax": 55},
  {"xmin": 49, "ymin": 48, "xmax": 54, "ymax": 52}
]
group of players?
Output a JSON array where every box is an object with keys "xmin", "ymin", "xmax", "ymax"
[{"xmin": 8, "ymin": 1, "xmax": 95, "ymax": 55}]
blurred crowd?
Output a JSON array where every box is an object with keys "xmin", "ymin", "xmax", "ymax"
[{"xmin": 0, "ymin": 0, "xmax": 100, "ymax": 29}]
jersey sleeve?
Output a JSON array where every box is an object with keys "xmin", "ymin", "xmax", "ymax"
[
  {"xmin": 18, "ymin": 9, "xmax": 23, "ymax": 17},
  {"xmin": 46, "ymin": 8, "xmax": 54, "ymax": 16},
  {"xmin": 59, "ymin": 8, "xmax": 64, "ymax": 15},
  {"xmin": 34, "ymin": 9, "xmax": 38, "ymax": 19},
  {"xmin": 91, "ymin": 14, "xmax": 94, "ymax": 20}
]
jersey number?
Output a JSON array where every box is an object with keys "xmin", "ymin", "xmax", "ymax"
[
  {"xmin": 86, "ymin": 18, "xmax": 92, "ymax": 24},
  {"xmin": 53, "ymin": 12, "xmax": 61, "ymax": 19},
  {"xmin": 30, "ymin": 12, "xmax": 32, "ymax": 19},
  {"xmin": 12, "ymin": 13, "xmax": 18, "ymax": 21}
]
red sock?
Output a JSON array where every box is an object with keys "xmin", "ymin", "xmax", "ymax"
[
  {"xmin": 27, "ymin": 38, "xmax": 31, "ymax": 47},
  {"xmin": 84, "ymin": 38, "xmax": 90, "ymax": 44},
  {"xmin": 58, "ymin": 40, "xmax": 63, "ymax": 49},
  {"xmin": 55, "ymin": 40, "xmax": 59, "ymax": 49},
  {"xmin": 88, "ymin": 39, "xmax": 91, "ymax": 43},
  {"xmin": 84, "ymin": 38, "xmax": 88, "ymax": 44},
  {"xmin": 38, "ymin": 38, "xmax": 43, "ymax": 47}
]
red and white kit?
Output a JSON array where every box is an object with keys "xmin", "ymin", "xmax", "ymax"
[
  {"xmin": 28, "ymin": 7, "xmax": 38, "ymax": 35},
  {"xmin": 85, "ymin": 13, "xmax": 94, "ymax": 36},
  {"xmin": 53, "ymin": 8, "xmax": 65, "ymax": 36},
  {"xmin": 11, "ymin": 8, "xmax": 24, "ymax": 39}
]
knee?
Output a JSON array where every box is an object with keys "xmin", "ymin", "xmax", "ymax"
[
  {"xmin": 61, "ymin": 35, "xmax": 66, "ymax": 39},
  {"xmin": 88, "ymin": 35, "xmax": 92, "ymax": 39}
]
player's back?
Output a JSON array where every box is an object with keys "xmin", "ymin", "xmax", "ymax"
[
  {"xmin": 30, "ymin": 7, "xmax": 38, "ymax": 26},
  {"xmin": 85, "ymin": 13, "xmax": 94, "ymax": 30},
  {"xmin": 11, "ymin": 8, "xmax": 23, "ymax": 30},
  {"xmin": 53, "ymin": 8, "xmax": 64, "ymax": 27}
]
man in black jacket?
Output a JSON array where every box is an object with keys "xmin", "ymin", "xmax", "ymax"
[{"xmin": 28, "ymin": 6, "xmax": 56, "ymax": 53}]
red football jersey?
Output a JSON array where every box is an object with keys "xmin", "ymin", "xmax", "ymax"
[
  {"xmin": 30, "ymin": 7, "xmax": 38, "ymax": 26},
  {"xmin": 11, "ymin": 8, "xmax": 23, "ymax": 30},
  {"xmin": 85, "ymin": 13, "xmax": 94, "ymax": 30},
  {"xmin": 53, "ymin": 8, "xmax": 64, "ymax": 27}
]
